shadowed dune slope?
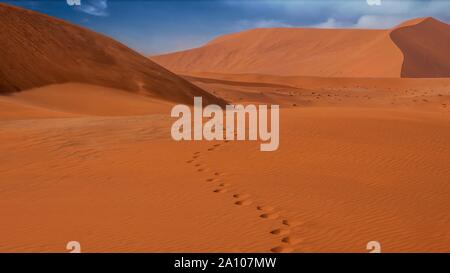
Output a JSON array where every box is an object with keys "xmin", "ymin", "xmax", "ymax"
[
  {"xmin": 390, "ymin": 17, "xmax": 450, "ymax": 78},
  {"xmin": 0, "ymin": 3, "xmax": 226, "ymax": 106},
  {"xmin": 152, "ymin": 18, "xmax": 450, "ymax": 78}
]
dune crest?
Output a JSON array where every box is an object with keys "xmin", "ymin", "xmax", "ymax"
[
  {"xmin": 390, "ymin": 17, "xmax": 450, "ymax": 78},
  {"xmin": 152, "ymin": 17, "xmax": 450, "ymax": 78},
  {"xmin": 0, "ymin": 3, "xmax": 225, "ymax": 106}
]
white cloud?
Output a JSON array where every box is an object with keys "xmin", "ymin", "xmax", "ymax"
[
  {"xmin": 238, "ymin": 15, "xmax": 412, "ymax": 31},
  {"xmin": 76, "ymin": 0, "xmax": 109, "ymax": 17},
  {"xmin": 353, "ymin": 15, "xmax": 407, "ymax": 29},
  {"xmin": 226, "ymin": 0, "xmax": 450, "ymax": 28},
  {"xmin": 312, "ymin": 18, "xmax": 343, "ymax": 28},
  {"xmin": 233, "ymin": 19, "xmax": 294, "ymax": 31},
  {"xmin": 313, "ymin": 15, "xmax": 411, "ymax": 29}
]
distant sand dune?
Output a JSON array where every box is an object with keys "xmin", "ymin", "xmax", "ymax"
[{"xmin": 152, "ymin": 17, "xmax": 450, "ymax": 78}]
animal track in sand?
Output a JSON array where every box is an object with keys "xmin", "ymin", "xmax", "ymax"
[
  {"xmin": 219, "ymin": 182, "xmax": 231, "ymax": 187},
  {"xmin": 206, "ymin": 178, "xmax": 218, "ymax": 182}
]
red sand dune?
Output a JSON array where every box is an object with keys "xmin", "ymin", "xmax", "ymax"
[
  {"xmin": 390, "ymin": 17, "xmax": 450, "ymax": 78},
  {"xmin": 152, "ymin": 17, "xmax": 450, "ymax": 78},
  {"xmin": 0, "ymin": 3, "xmax": 449, "ymax": 253},
  {"xmin": 0, "ymin": 3, "xmax": 225, "ymax": 106}
]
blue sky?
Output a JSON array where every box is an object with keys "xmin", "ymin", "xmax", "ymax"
[{"xmin": 3, "ymin": 0, "xmax": 450, "ymax": 55}]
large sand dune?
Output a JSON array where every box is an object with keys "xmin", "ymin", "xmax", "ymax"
[
  {"xmin": 152, "ymin": 17, "xmax": 450, "ymax": 78},
  {"xmin": 0, "ymin": 3, "xmax": 449, "ymax": 253},
  {"xmin": 390, "ymin": 17, "xmax": 450, "ymax": 78},
  {"xmin": 0, "ymin": 3, "xmax": 225, "ymax": 106}
]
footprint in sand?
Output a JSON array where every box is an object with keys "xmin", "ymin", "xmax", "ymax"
[
  {"xmin": 233, "ymin": 193, "xmax": 250, "ymax": 199},
  {"xmin": 234, "ymin": 200, "xmax": 253, "ymax": 206},
  {"xmin": 260, "ymin": 213, "xmax": 280, "ymax": 220},
  {"xmin": 281, "ymin": 236, "xmax": 303, "ymax": 245},
  {"xmin": 189, "ymin": 147, "xmax": 299, "ymax": 253},
  {"xmin": 281, "ymin": 219, "xmax": 304, "ymax": 227},
  {"xmin": 270, "ymin": 246, "xmax": 294, "ymax": 253},
  {"xmin": 270, "ymin": 228, "xmax": 290, "ymax": 236},
  {"xmin": 257, "ymin": 205, "xmax": 275, "ymax": 212}
]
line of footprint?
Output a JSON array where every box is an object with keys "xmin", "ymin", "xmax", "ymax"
[{"xmin": 185, "ymin": 131, "xmax": 305, "ymax": 253}]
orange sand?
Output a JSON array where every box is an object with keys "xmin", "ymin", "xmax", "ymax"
[
  {"xmin": 0, "ymin": 79, "xmax": 449, "ymax": 253},
  {"xmin": 0, "ymin": 4, "xmax": 449, "ymax": 253}
]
